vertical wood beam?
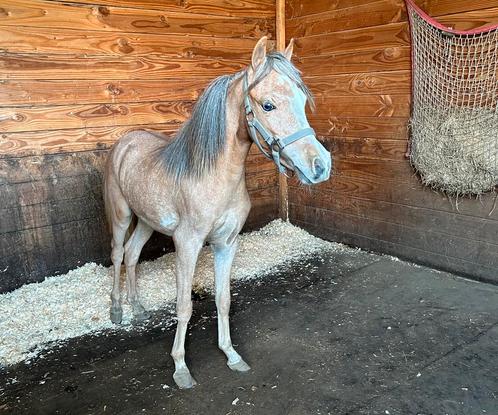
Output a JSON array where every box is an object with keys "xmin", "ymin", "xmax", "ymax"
[{"xmin": 276, "ymin": 0, "xmax": 289, "ymax": 221}]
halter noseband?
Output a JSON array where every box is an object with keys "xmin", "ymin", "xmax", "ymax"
[{"xmin": 243, "ymin": 73, "xmax": 315, "ymax": 174}]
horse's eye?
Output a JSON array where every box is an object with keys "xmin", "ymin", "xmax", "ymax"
[{"xmin": 261, "ymin": 101, "xmax": 276, "ymax": 112}]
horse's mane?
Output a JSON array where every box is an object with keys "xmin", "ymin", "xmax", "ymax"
[{"xmin": 156, "ymin": 52, "xmax": 313, "ymax": 183}]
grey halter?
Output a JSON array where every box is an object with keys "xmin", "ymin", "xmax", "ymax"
[{"xmin": 243, "ymin": 73, "xmax": 315, "ymax": 174}]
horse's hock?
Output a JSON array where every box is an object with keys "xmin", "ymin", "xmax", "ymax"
[{"xmin": 1, "ymin": 0, "xmax": 498, "ymax": 411}]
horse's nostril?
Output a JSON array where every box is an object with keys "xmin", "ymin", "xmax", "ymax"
[{"xmin": 313, "ymin": 157, "xmax": 324, "ymax": 179}]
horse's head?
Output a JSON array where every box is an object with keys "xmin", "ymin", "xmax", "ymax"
[{"xmin": 244, "ymin": 36, "xmax": 332, "ymax": 185}]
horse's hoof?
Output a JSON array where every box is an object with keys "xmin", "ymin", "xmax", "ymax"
[
  {"xmin": 132, "ymin": 310, "xmax": 151, "ymax": 323},
  {"xmin": 228, "ymin": 358, "xmax": 251, "ymax": 372},
  {"xmin": 110, "ymin": 307, "xmax": 123, "ymax": 324},
  {"xmin": 131, "ymin": 303, "xmax": 151, "ymax": 323},
  {"xmin": 173, "ymin": 369, "xmax": 197, "ymax": 389}
]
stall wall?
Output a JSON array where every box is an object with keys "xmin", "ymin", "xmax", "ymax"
[
  {"xmin": 0, "ymin": 0, "xmax": 276, "ymax": 292},
  {"xmin": 287, "ymin": 0, "xmax": 498, "ymax": 283}
]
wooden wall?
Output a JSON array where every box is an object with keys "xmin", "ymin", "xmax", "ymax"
[
  {"xmin": 286, "ymin": 0, "xmax": 498, "ymax": 283},
  {"xmin": 0, "ymin": 0, "xmax": 276, "ymax": 292}
]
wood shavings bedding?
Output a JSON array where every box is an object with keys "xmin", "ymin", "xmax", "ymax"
[{"xmin": 0, "ymin": 220, "xmax": 344, "ymax": 367}]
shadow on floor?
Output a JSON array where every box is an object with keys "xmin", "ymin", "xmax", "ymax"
[{"xmin": 1, "ymin": 249, "xmax": 497, "ymax": 415}]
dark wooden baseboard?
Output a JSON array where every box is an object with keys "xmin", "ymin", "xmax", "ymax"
[{"xmin": 0, "ymin": 150, "xmax": 278, "ymax": 293}]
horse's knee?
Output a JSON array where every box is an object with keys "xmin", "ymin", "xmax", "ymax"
[{"xmin": 111, "ymin": 246, "xmax": 124, "ymax": 265}]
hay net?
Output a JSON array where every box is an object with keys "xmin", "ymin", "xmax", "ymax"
[{"xmin": 406, "ymin": 0, "xmax": 498, "ymax": 195}]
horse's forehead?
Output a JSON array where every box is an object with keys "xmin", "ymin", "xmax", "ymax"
[{"xmin": 257, "ymin": 71, "xmax": 294, "ymax": 95}]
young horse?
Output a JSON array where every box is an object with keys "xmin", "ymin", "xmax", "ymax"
[{"xmin": 104, "ymin": 36, "xmax": 331, "ymax": 389}]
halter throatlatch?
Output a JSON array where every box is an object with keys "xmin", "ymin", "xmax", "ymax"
[{"xmin": 243, "ymin": 73, "xmax": 315, "ymax": 174}]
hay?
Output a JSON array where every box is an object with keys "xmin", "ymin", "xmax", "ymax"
[
  {"xmin": 0, "ymin": 220, "xmax": 347, "ymax": 367},
  {"xmin": 410, "ymin": 108, "xmax": 498, "ymax": 195},
  {"xmin": 407, "ymin": 0, "xmax": 498, "ymax": 195}
]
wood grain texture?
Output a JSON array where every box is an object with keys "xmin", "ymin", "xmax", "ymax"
[
  {"xmin": 292, "ymin": 217, "xmax": 498, "ymax": 284},
  {"xmin": 0, "ymin": 148, "xmax": 277, "ymax": 292},
  {"xmin": 436, "ymin": 7, "xmax": 498, "ymax": 32},
  {"xmin": 314, "ymin": 94, "xmax": 410, "ymax": 118},
  {"xmin": 296, "ymin": 47, "xmax": 411, "ymax": 76},
  {"xmin": 0, "ymin": 54, "xmax": 248, "ymax": 80},
  {"xmin": 276, "ymin": 0, "xmax": 288, "ymax": 220},
  {"xmin": 0, "ymin": 101, "xmax": 193, "ymax": 132},
  {"xmin": 420, "ymin": 0, "xmax": 498, "ymax": 16},
  {"xmin": 0, "ymin": 79, "xmax": 209, "ymax": 106},
  {"xmin": 0, "ymin": 0, "xmax": 278, "ymax": 290},
  {"xmin": 0, "ymin": 26, "xmax": 257, "ymax": 58},
  {"xmin": 308, "ymin": 117, "xmax": 408, "ymax": 139},
  {"xmin": 292, "ymin": 175, "xmax": 498, "ymax": 221},
  {"xmin": 292, "ymin": 203, "xmax": 498, "ymax": 270},
  {"xmin": 287, "ymin": 0, "xmax": 406, "ymax": 37},
  {"xmin": 290, "ymin": 188, "xmax": 498, "ymax": 247},
  {"xmin": 285, "ymin": 0, "xmax": 381, "ymax": 19},
  {"xmin": 323, "ymin": 136, "xmax": 408, "ymax": 160},
  {"xmin": 50, "ymin": 0, "xmax": 276, "ymax": 18},
  {"xmin": 305, "ymin": 70, "xmax": 411, "ymax": 96},
  {"xmin": 287, "ymin": 0, "xmax": 498, "ymax": 282},
  {"xmin": 0, "ymin": 0, "xmax": 272, "ymax": 37},
  {"xmin": 293, "ymin": 23, "xmax": 410, "ymax": 58}
]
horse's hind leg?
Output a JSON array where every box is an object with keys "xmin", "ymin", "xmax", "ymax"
[
  {"xmin": 124, "ymin": 219, "xmax": 153, "ymax": 322},
  {"xmin": 105, "ymin": 174, "xmax": 132, "ymax": 324},
  {"xmin": 109, "ymin": 212, "xmax": 132, "ymax": 324}
]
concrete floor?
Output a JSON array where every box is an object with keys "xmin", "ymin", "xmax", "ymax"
[{"xmin": 1, "ymin": 248, "xmax": 497, "ymax": 415}]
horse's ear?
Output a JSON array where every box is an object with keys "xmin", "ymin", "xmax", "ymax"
[
  {"xmin": 284, "ymin": 38, "xmax": 294, "ymax": 60},
  {"xmin": 251, "ymin": 36, "xmax": 267, "ymax": 71}
]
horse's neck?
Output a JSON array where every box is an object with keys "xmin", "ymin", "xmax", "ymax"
[{"xmin": 211, "ymin": 75, "xmax": 252, "ymax": 188}]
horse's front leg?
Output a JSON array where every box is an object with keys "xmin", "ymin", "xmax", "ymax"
[
  {"xmin": 212, "ymin": 238, "xmax": 251, "ymax": 372},
  {"xmin": 171, "ymin": 230, "xmax": 203, "ymax": 389}
]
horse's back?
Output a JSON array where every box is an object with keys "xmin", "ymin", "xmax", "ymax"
[{"xmin": 108, "ymin": 129, "xmax": 170, "ymax": 166}]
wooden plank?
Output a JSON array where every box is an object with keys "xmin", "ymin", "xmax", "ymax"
[
  {"xmin": 323, "ymin": 136, "xmax": 408, "ymax": 160},
  {"xmin": 277, "ymin": 0, "xmax": 288, "ymax": 221},
  {"xmin": 1, "ymin": 179, "xmax": 277, "ymax": 233},
  {"xmin": 0, "ymin": 26, "xmax": 256, "ymax": 58},
  {"xmin": 0, "ymin": 149, "xmax": 274, "ymax": 205},
  {"xmin": 0, "ymin": 0, "xmax": 272, "ymax": 37},
  {"xmin": 314, "ymin": 94, "xmax": 410, "ymax": 118},
  {"xmin": 292, "ymin": 218, "xmax": 498, "ymax": 284},
  {"xmin": 285, "ymin": 0, "xmax": 381, "ymax": 19},
  {"xmin": 308, "ymin": 116, "xmax": 408, "ymax": 139},
  {"xmin": 293, "ymin": 22, "xmax": 409, "ymax": 58},
  {"xmin": 291, "ymin": 174, "xmax": 498, "ymax": 221},
  {"xmin": 287, "ymin": 0, "xmax": 406, "ymax": 37},
  {"xmin": 288, "ymin": 2, "xmax": 498, "ymax": 38},
  {"xmin": 0, "ymin": 53, "xmax": 248, "ymax": 80},
  {"xmin": 0, "ymin": 101, "xmax": 193, "ymax": 133},
  {"xmin": 0, "ymin": 124, "xmax": 176, "ymax": 157},
  {"xmin": 305, "ymin": 70, "xmax": 411, "ymax": 96},
  {"xmin": 49, "ymin": 0, "xmax": 276, "ymax": 18},
  {"xmin": 421, "ymin": 0, "xmax": 498, "ymax": 16},
  {"xmin": 326, "ymin": 157, "xmax": 414, "ymax": 181},
  {"xmin": 0, "ymin": 79, "xmax": 210, "ymax": 107},
  {"xmin": 0, "ymin": 123, "xmax": 276, "ymax": 160},
  {"xmin": 290, "ymin": 186, "xmax": 498, "ymax": 246},
  {"xmin": 437, "ymin": 7, "xmax": 498, "ymax": 32},
  {"xmin": 295, "ymin": 47, "xmax": 411, "ymax": 77},
  {"xmin": 308, "ymin": 113, "xmax": 408, "ymax": 140},
  {"xmin": 290, "ymin": 203, "xmax": 498, "ymax": 269}
]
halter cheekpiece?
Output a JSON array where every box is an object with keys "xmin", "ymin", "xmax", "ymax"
[{"xmin": 243, "ymin": 72, "xmax": 315, "ymax": 174}]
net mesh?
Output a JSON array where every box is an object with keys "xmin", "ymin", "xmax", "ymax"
[{"xmin": 407, "ymin": 1, "xmax": 498, "ymax": 195}]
